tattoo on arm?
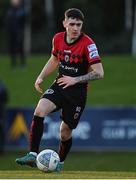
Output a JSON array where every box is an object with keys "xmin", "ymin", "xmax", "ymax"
[{"xmin": 75, "ymin": 70, "xmax": 102, "ymax": 83}]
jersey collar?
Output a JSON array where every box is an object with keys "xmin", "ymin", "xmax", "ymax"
[{"xmin": 64, "ymin": 32, "xmax": 83, "ymax": 46}]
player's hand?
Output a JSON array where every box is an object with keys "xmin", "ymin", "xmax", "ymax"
[
  {"xmin": 34, "ymin": 77, "xmax": 43, "ymax": 93},
  {"xmin": 57, "ymin": 75, "xmax": 77, "ymax": 89}
]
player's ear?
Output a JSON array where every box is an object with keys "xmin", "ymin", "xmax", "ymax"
[{"xmin": 63, "ymin": 20, "xmax": 66, "ymax": 28}]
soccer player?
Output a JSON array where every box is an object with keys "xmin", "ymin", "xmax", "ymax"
[{"xmin": 16, "ymin": 8, "xmax": 104, "ymax": 171}]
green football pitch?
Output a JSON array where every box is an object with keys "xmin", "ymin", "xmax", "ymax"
[
  {"xmin": 1, "ymin": 170, "xmax": 136, "ymax": 179},
  {"xmin": 1, "ymin": 151, "xmax": 136, "ymax": 178}
]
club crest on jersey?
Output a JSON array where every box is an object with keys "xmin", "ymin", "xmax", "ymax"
[
  {"xmin": 45, "ymin": 89, "xmax": 54, "ymax": 94},
  {"xmin": 87, "ymin": 44, "xmax": 97, "ymax": 52},
  {"xmin": 64, "ymin": 54, "xmax": 70, "ymax": 62}
]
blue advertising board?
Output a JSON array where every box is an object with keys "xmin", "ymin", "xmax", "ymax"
[{"xmin": 5, "ymin": 106, "xmax": 136, "ymax": 151}]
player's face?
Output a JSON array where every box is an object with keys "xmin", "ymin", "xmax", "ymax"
[{"xmin": 63, "ymin": 18, "xmax": 83, "ymax": 41}]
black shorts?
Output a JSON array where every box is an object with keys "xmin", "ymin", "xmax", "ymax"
[{"xmin": 41, "ymin": 82, "xmax": 87, "ymax": 129}]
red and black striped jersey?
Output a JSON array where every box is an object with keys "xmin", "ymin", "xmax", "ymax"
[{"xmin": 52, "ymin": 32, "xmax": 101, "ymax": 77}]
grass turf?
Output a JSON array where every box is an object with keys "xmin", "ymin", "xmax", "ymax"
[
  {"xmin": 0, "ymin": 55, "xmax": 136, "ymax": 107},
  {"xmin": 1, "ymin": 170, "xmax": 136, "ymax": 179},
  {"xmin": 1, "ymin": 151, "xmax": 136, "ymax": 178}
]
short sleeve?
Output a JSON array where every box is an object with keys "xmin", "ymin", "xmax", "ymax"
[
  {"xmin": 51, "ymin": 36, "xmax": 57, "ymax": 57},
  {"xmin": 84, "ymin": 41, "xmax": 101, "ymax": 65}
]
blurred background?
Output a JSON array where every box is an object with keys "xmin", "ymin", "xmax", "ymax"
[
  {"xmin": 0, "ymin": 0, "xmax": 135, "ymax": 54},
  {"xmin": 0, "ymin": 0, "xmax": 136, "ymax": 174}
]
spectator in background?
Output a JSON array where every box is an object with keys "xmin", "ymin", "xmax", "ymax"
[
  {"xmin": 6, "ymin": 0, "xmax": 26, "ymax": 69},
  {"xmin": 0, "ymin": 80, "xmax": 8, "ymax": 154}
]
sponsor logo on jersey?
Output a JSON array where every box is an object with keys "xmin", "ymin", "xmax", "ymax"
[
  {"xmin": 45, "ymin": 89, "xmax": 54, "ymax": 94},
  {"xmin": 89, "ymin": 50, "xmax": 99, "ymax": 58},
  {"xmin": 59, "ymin": 62, "xmax": 78, "ymax": 73},
  {"xmin": 87, "ymin": 44, "xmax": 97, "ymax": 52}
]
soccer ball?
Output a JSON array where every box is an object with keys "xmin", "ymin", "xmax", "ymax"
[{"xmin": 36, "ymin": 149, "xmax": 60, "ymax": 172}]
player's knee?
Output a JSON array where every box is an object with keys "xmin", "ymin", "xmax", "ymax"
[{"xmin": 34, "ymin": 106, "xmax": 45, "ymax": 117}]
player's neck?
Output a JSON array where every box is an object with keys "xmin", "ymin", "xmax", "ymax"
[{"xmin": 66, "ymin": 36, "xmax": 78, "ymax": 44}]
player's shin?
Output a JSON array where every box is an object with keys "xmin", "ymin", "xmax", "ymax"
[
  {"xmin": 29, "ymin": 115, "xmax": 44, "ymax": 153},
  {"xmin": 58, "ymin": 137, "xmax": 72, "ymax": 162}
]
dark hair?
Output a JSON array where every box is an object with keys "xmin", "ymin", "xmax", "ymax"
[{"xmin": 65, "ymin": 8, "xmax": 84, "ymax": 21}]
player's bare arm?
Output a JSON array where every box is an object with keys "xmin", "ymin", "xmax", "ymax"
[
  {"xmin": 75, "ymin": 63, "xmax": 104, "ymax": 83},
  {"xmin": 57, "ymin": 63, "xmax": 104, "ymax": 89},
  {"xmin": 35, "ymin": 55, "xmax": 59, "ymax": 93}
]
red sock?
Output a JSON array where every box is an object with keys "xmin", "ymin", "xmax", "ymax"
[
  {"xmin": 58, "ymin": 138, "xmax": 72, "ymax": 162},
  {"xmin": 29, "ymin": 115, "xmax": 44, "ymax": 153}
]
